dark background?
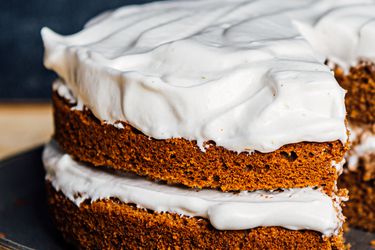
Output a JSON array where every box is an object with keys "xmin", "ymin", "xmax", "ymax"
[{"xmin": 0, "ymin": 0, "xmax": 157, "ymax": 101}]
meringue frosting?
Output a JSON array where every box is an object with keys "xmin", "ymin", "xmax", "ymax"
[
  {"xmin": 43, "ymin": 142, "xmax": 343, "ymax": 236},
  {"xmin": 39, "ymin": 0, "xmax": 370, "ymax": 153}
]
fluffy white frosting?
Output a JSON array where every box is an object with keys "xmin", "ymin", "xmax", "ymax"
[
  {"xmin": 294, "ymin": 0, "xmax": 375, "ymax": 70},
  {"xmin": 348, "ymin": 126, "xmax": 375, "ymax": 170},
  {"xmin": 332, "ymin": 159, "xmax": 345, "ymax": 175},
  {"xmin": 43, "ymin": 142, "xmax": 342, "ymax": 236},
  {"xmin": 40, "ymin": 0, "xmax": 356, "ymax": 153},
  {"xmin": 52, "ymin": 79, "xmax": 76, "ymax": 105}
]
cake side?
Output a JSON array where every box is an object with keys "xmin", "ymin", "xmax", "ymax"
[
  {"xmin": 335, "ymin": 61, "xmax": 375, "ymax": 124},
  {"xmin": 53, "ymin": 91, "xmax": 346, "ymax": 193},
  {"xmin": 334, "ymin": 62, "xmax": 375, "ymax": 232},
  {"xmin": 339, "ymin": 167, "xmax": 375, "ymax": 232},
  {"xmin": 46, "ymin": 183, "xmax": 346, "ymax": 250}
]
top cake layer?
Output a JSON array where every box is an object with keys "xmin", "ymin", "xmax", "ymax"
[{"xmin": 39, "ymin": 0, "xmax": 375, "ymax": 153}]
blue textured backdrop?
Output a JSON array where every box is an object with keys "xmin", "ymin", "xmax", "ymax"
[{"xmin": 0, "ymin": 0, "xmax": 158, "ymax": 100}]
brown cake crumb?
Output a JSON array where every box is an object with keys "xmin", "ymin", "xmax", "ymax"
[
  {"xmin": 334, "ymin": 61, "xmax": 375, "ymax": 124},
  {"xmin": 46, "ymin": 183, "xmax": 346, "ymax": 250},
  {"xmin": 334, "ymin": 61, "xmax": 375, "ymax": 232},
  {"xmin": 338, "ymin": 165, "xmax": 375, "ymax": 232},
  {"xmin": 52, "ymin": 92, "xmax": 347, "ymax": 193}
]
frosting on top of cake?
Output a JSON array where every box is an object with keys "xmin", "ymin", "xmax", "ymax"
[
  {"xmin": 39, "ymin": 0, "xmax": 375, "ymax": 153},
  {"xmin": 43, "ymin": 141, "xmax": 344, "ymax": 236}
]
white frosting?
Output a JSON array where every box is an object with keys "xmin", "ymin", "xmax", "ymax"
[
  {"xmin": 40, "ymin": 0, "xmax": 356, "ymax": 153},
  {"xmin": 348, "ymin": 126, "xmax": 375, "ymax": 170},
  {"xmin": 43, "ymin": 142, "xmax": 342, "ymax": 236},
  {"xmin": 293, "ymin": 0, "xmax": 375, "ymax": 70},
  {"xmin": 52, "ymin": 79, "xmax": 78, "ymax": 106},
  {"xmin": 332, "ymin": 159, "xmax": 345, "ymax": 175}
]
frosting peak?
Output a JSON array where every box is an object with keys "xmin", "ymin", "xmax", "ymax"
[{"xmin": 41, "ymin": 0, "xmax": 362, "ymax": 153}]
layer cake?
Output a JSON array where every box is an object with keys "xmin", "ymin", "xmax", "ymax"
[
  {"xmin": 40, "ymin": 0, "xmax": 375, "ymax": 248},
  {"xmin": 335, "ymin": 62, "xmax": 375, "ymax": 232}
]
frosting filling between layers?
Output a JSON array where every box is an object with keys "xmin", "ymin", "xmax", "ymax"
[
  {"xmin": 43, "ymin": 142, "xmax": 343, "ymax": 236},
  {"xmin": 41, "ymin": 0, "xmax": 359, "ymax": 154},
  {"xmin": 347, "ymin": 125, "xmax": 375, "ymax": 180},
  {"xmin": 348, "ymin": 126, "xmax": 375, "ymax": 169}
]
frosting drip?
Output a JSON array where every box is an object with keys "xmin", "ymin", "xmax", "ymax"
[
  {"xmin": 40, "ymin": 0, "xmax": 356, "ymax": 153},
  {"xmin": 43, "ymin": 142, "xmax": 342, "ymax": 236}
]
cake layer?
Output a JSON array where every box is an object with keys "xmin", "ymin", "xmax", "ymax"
[
  {"xmin": 335, "ymin": 61, "xmax": 375, "ymax": 124},
  {"xmin": 339, "ymin": 167, "xmax": 375, "ymax": 232},
  {"xmin": 43, "ymin": 141, "xmax": 344, "ymax": 235},
  {"xmin": 46, "ymin": 184, "xmax": 345, "ymax": 250},
  {"xmin": 334, "ymin": 60, "xmax": 375, "ymax": 233},
  {"xmin": 41, "ymin": 0, "xmax": 361, "ymax": 154},
  {"xmin": 52, "ymin": 91, "xmax": 346, "ymax": 192},
  {"xmin": 337, "ymin": 123, "xmax": 375, "ymax": 232}
]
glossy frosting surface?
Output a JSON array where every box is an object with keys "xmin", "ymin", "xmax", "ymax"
[
  {"xmin": 40, "ymin": 0, "xmax": 375, "ymax": 152},
  {"xmin": 43, "ymin": 142, "xmax": 342, "ymax": 236}
]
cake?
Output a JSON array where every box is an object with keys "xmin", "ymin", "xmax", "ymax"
[
  {"xmin": 40, "ymin": 0, "xmax": 375, "ymax": 249},
  {"xmin": 335, "ymin": 62, "xmax": 375, "ymax": 232},
  {"xmin": 294, "ymin": 0, "xmax": 375, "ymax": 232}
]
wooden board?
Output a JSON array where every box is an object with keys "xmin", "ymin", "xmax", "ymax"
[{"xmin": 0, "ymin": 103, "xmax": 53, "ymax": 160}]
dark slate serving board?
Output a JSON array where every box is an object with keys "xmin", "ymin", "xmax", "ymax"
[{"xmin": 0, "ymin": 147, "xmax": 373, "ymax": 249}]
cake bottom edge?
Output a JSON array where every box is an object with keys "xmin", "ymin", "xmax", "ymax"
[{"xmin": 46, "ymin": 183, "xmax": 346, "ymax": 250}]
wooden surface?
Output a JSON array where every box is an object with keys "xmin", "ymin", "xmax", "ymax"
[{"xmin": 0, "ymin": 103, "xmax": 53, "ymax": 160}]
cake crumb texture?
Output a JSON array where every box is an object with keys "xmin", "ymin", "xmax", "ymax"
[
  {"xmin": 46, "ymin": 183, "xmax": 346, "ymax": 250},
  {"xmin": 335, "ymin": 61, "xmax": 375, "ymax": 124},
  {"xmin": 339, "ymin": 166, "xmax": 375, "ymax": 232},
  {"xmin": 335, "ymin": 61, "xmax": 375, "ymax": 232},
  {"xmin": 52, "ymin": 92, "xmax": 346, "ymax": 193}
]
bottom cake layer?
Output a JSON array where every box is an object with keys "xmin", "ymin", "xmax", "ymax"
[{"xmin": 46, "ymin": 184, "xmax": 345, "ymax": 250}]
